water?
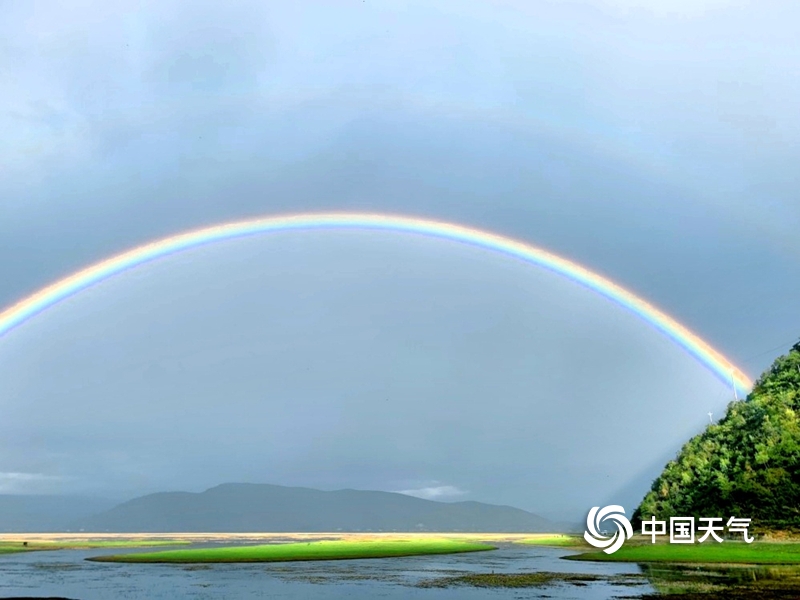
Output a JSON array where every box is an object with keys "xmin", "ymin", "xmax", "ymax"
[{"xmin": 0, "ymin": 544, "xmax": 655, "ymax": 599}]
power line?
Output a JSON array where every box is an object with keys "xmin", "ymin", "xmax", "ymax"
[{"xmin": 740, "ymin": 337, "xmax": 800, "ymax": 365}]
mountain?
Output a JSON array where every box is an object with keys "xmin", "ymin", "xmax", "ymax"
[
  {"xmin": 0, "ymin": 495, "xmax": 116, "ymax": 532},
  {"xmin": 633, "ymin": 340, "xmax": 800, "ymax": 531},
  {"xmin": 75, "ymin": 483, "xmax": 556, "ymax": 533}
]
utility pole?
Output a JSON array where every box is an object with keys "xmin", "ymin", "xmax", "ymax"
[{"xmin": 732, "ymin": 371, "xmax": 739, "ymax": 401}]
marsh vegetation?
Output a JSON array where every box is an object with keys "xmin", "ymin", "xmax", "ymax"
[{"xmin": 568, "ymin": 539, "xmax": 800, "ymax": 564}]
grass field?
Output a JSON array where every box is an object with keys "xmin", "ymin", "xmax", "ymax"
[
  {"xmin": 88, "ymin": 538, "xmax": 497, "ymax": 563},
  {"xmin": 568, "ymin": 541, "xmax": 800, "ymax": 564},
  {"xmin": 0, "ymin": 539, "xmax": 187, "ymax": 555},
  {"xmin": 0, "ymin": 532, "xmax": 535, "ymax": 559}
]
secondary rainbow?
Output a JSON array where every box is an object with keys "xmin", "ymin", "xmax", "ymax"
[{"xmin": 0, "ymin": 212, "xmax": 752, "ymax": 394}]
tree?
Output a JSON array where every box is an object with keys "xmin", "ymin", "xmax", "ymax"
[{"xmin": 633, "ymin": 340, "xmax": 800, "ymax": 532}]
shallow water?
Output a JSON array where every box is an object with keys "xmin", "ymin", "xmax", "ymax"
[{"xmin": 0, "ymin": 544, "xmax": 654, "ymax": 599}]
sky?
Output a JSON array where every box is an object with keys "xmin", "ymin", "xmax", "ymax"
[{"xmin": 0, "ymin": 0, "xmax": 798, "ymax": 523}]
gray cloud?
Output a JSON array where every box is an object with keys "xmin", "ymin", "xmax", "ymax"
[
  {"xmin": 0, "ymin": 472, "xmax": 66, "ymax": 494},
  {"xmin": 1, "ymin": 0, "xmax": 798, "ymax": 521},
  {"xmin": 396, "ymin": 485, "xmax": 468, "ymax": 501},
  {"xmin": 0, "ymin": 233, "xmax": 738, "ymax": 517}
]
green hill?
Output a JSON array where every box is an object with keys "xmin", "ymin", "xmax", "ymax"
[{"xmin": 633, "ymin": 341, "xmax": 800, "ymax": 532}]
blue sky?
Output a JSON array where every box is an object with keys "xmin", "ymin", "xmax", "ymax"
[{"xmin": 0, "ymin": 0, "xmax": 798, "ymax": 522}]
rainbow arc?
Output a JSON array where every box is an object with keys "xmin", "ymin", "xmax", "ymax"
[{"xmin": 0, "ymin": 212, "xmax": 752, "ymax": 394}]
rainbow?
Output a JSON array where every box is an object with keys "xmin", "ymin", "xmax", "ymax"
[{"xmin": 0, "ymin": 212, "xmax": 751, "ymax": 394}]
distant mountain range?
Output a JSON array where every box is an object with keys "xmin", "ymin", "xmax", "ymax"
[
  {"xmin": 76, "ymin": 483, "xmax": 556, "ymax": 532},
  {"xmin": 0, "ymin": 483, "xmax": 558, "ymax": 533}
]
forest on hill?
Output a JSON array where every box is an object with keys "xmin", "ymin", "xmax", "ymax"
[{"xmin": 634, "ymin": 341, "xmax": 800, "ymax": 532}]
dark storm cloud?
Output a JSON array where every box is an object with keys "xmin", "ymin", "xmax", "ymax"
[{"xmin": 1, "ymin": 0, "xmax": 798, "ymax": 520}]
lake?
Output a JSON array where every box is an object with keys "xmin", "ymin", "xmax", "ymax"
[{"xmin": 0, "ymin": 543, "xmax": 654, "ymax": 599}]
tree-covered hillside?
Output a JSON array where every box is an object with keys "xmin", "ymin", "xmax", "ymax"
[{"xmin": 634, "ymin": 341, "xmax": 800, "ymax": 531}]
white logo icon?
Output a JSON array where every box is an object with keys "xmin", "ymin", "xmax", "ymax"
[{"xmin": 584, "ymin": 505, "xmax": 633, "ymax": 554}]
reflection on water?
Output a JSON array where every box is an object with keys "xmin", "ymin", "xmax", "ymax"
[
  {"xmin": 0, "ymin": 544, "xmax": 653, "ymax": 599},
  {"xmin": 640, "ymin": 563, "xmax": 800, "ymax": 597}
]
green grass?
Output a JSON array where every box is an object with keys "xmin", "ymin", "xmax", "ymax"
[
  {"xmin": 88, "ymin": 538, "xmax": 496, "ymax": 563},
  {"xmin": 0, "ymin": 540, "xmax": 187, "ymax": 555},
  {"xmin": 0, "ymin": 544, "xmax": 34, "ymax": 555},
  {"xmin": 568, "ymin": 542, "xmax": 800, "ymax": 565}
]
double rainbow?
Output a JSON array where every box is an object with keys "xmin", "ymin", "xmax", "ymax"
[{"xmin": 0, "ymin": 212, "xmax": 751, "ymax": 394}]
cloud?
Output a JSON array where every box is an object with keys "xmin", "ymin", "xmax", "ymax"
[
  {"xmin": 0, "ymin": 472, "xmax": 65, "ymax": 494},
  {"xmin": 395, "ymin": 484, "xmax": 468, "ymax": 500}
]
